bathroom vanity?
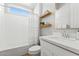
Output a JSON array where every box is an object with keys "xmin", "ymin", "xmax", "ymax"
[{"xmin": 40, "ymin": 35, "xmax": 79, "ymax": 56}]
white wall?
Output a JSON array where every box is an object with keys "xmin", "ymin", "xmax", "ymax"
[{"xmin": 40, "ymin": 3, "xmax": 55, "ymax": 36}]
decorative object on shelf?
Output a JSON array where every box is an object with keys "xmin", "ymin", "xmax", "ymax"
[
  {"xmin": 40, "ymin": 23, "xmax": 52, "ymax": 28},
  {"xmin": 40, "ymin": 10, "xmax": 52, "ymax": 18},
  {"xmin": 40, "ymin": 22, "xmax": 45, "ymax": 25},
  {"xmin": 66, "ymin": 24, "xmax": 70, "ymax": 29},
  {"xmin": 76, "ymin": 29, "xmax": 79, "ymax": 40}
]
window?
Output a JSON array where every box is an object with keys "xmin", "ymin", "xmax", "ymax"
[{"xmin": 7, "ymin": 7, "xmax": 31, "ymax": 16}]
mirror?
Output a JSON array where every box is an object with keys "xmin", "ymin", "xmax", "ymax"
[{"xmin": 55, "ymin": 3, "xmax": 79, "ymax": 29}]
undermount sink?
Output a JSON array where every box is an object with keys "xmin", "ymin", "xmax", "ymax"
[
  {"xmin": 65, "ymin": 38, "xmax": 76, "ymax": 40},
  {"xmin": 51, "ymin": 32, "xmax": 76, "ymax": 40},
  {"xmin": 50, "ymin": 36, "xmax": 76, "ymax": 40}
]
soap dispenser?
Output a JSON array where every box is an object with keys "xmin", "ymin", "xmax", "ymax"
[{"xmin": 76, "ymin": 29, "xmax": 79, "ymax": 40}]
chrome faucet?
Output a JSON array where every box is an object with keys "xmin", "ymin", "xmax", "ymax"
[{"xmin": 63, "ymin": 31, "xmax": 70, "ymax": 38}]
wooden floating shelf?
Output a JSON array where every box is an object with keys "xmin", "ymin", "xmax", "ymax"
[
  {"xmin": 40, "ymin": 24, "xmax": 52, "ymax": 28},
  {"xmin": 40, "ymin": 10, "xmax": 52, "ymax": 18}
]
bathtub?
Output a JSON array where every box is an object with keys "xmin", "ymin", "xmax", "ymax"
[{"xmin": 0, "ymin": 42, "xmax": 30, "ymax": 56}]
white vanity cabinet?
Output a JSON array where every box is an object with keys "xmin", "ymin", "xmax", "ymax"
[{"xmin": 40, "ymin": 39, "xmax": 77, "ymax": 56}]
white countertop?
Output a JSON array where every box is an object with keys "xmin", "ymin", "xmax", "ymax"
[{"xmin": 40, "ymin": 35, "xmax": 79, "ymax": 55}]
